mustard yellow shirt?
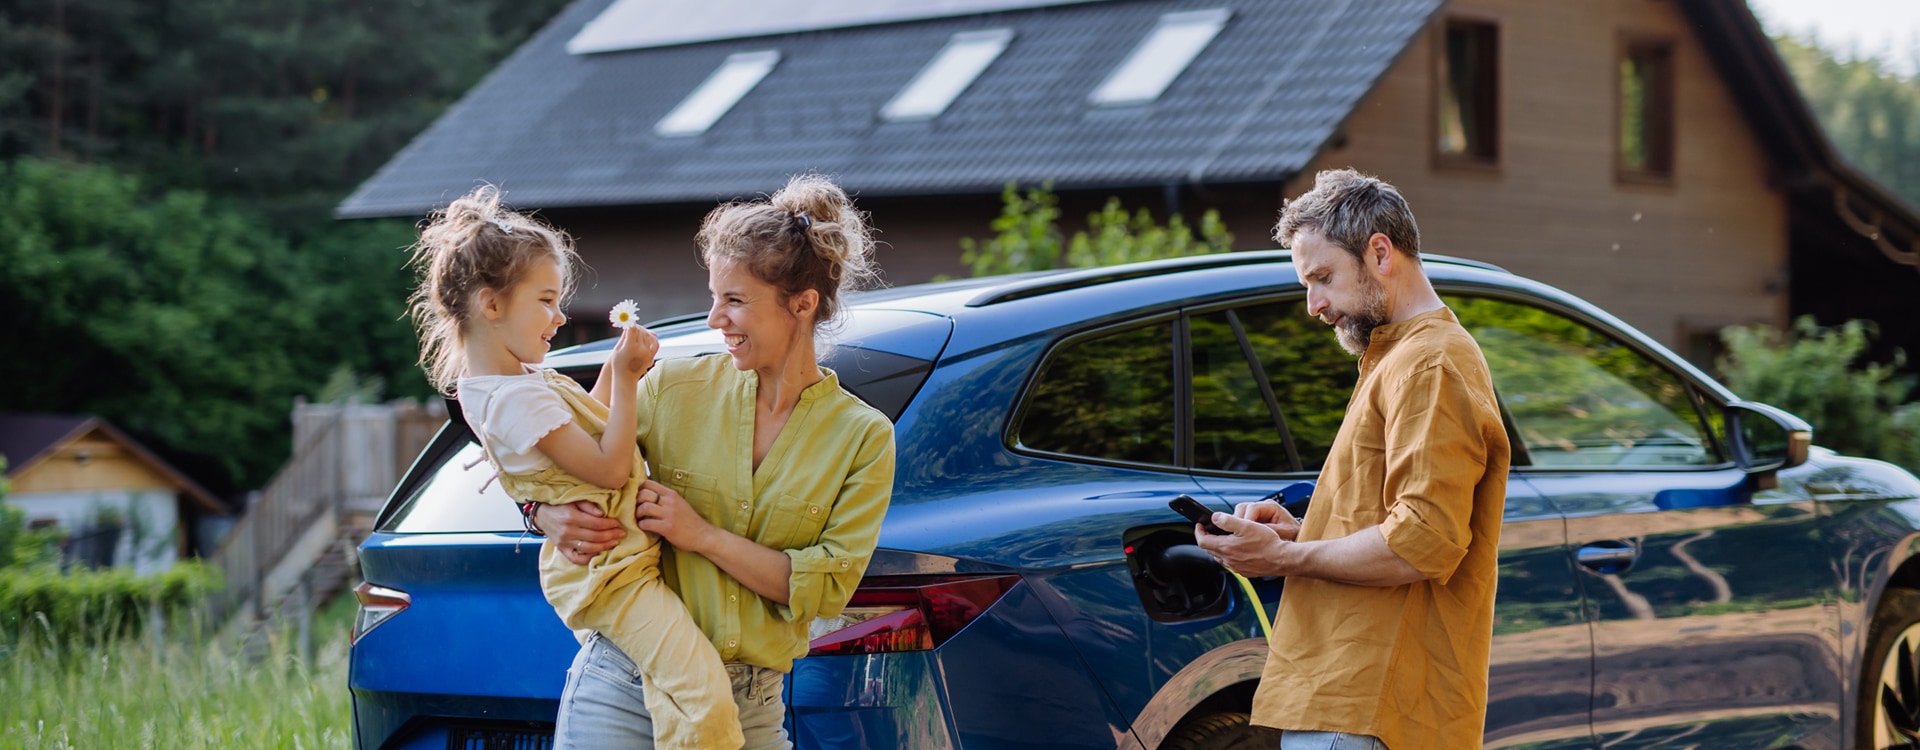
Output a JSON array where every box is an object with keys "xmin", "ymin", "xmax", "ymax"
[
  {"xmin": 636, "ymin": 354, "xmax": 896, "ymax": 672},
  {"xmin": 1251, "ymin": 307, "xmax": 1511, "ymax": 749}
]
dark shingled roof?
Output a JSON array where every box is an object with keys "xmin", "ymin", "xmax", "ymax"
[
  {"xmin": 0, "ymin": 414, "xmax": 94, "ymax": 478},
  {"xmin": 337, "ymin": 0, "xmax": 1446, "ymax": 218}
]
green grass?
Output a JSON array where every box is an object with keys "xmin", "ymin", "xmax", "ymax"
[{"xmin": 0, "ymin": 593, "xmax": 357, "ymax": 749}]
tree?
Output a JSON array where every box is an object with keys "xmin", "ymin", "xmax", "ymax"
[
  {"xmin": 1717, "ymin": 316, "xmax": 1920, "ymax": 471},
  {"xmin": 0, "ymin": 158, "xmax": 422, "ymax": 494},
  {"xmin": 957, "ymin": 183, "xmax": 1234, "ymax": 277},
  {"xmin": 1773, "ymin": 34, "xmax": 1920, "ymax": 206},
  {"xmin": 0, "ymin": 0, "xmax": 572, "ymax": 222},
  {"xmin": 0, "ymin": 0, "xmax": 573, "ymax": 496}
]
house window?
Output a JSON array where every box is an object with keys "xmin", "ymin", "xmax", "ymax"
[
  {"xmin": 654, "ymin": 50, "xmax": 781, "ymax": 137},
  {"xmin": 1435, "ymin": 19, "xmax": 1499, "ymax": 164},
  {"xmin": 882, "ymin": 29, "xmax": 1014, "ymax": 122},
  {"xmin": 1619, "ymin": 38, "xmax": 1675, "ymax": 180},
  {"xmin": 1089, "ymin": 9, "xmax": 1230, "ymax": 107}
]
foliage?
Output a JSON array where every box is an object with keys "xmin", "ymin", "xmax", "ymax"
[
  {"xmin": 958, "ymin": 183, "xmax": 1065, "ymax": 276},
  {"xmin": 1718, "ymin": 316, "xmax": 1920, "ymax": 470},
  {"xmin": 0, "ymin": 562, "xmax": 220, "ymax": 644},
  {"xmin": 0, "ymin": 592, "xmax": 355, "ymax": 748},
  {"xmin": 1066, "ymin": 198, "xmax": 1235, "ymax": 268},
  {"xmin": 0, "ymin": 157, "xmax": 424, "ymax": 493},
  {"xmin": 0, "ymin": 0, "xmax": 571, "ymax": 222},
  {"xmin": 957, "ymin": 183, "xmax": 1234, "ymax": 277},
  {"xmin": 0, "ymin": 0, "xmax": 568, "ymax": 496},
  {"xmin": 0, "ymin": 458, "xmax": 64, "ymax": 570},
  {"xmin": 1773, "ymin": 34, "xmax": 1920, "ymax": 206}
]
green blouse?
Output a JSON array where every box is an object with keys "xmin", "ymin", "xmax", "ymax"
[{"xmin": 635, "ymin": 354, "xmax": 896, "ymax": 672}]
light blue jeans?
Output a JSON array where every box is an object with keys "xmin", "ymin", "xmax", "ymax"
[
  {"xmin": 554, "ymin": 631, "xmax": 791, "ymax": 750},
  {"xmin": 1281, "ymin": 730, "xmax": 1388, "ymax": 749}
]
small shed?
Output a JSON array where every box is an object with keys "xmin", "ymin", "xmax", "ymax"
[{"xmin": 0, "ymin": 414, "xmax": 229, "ymax": 574}]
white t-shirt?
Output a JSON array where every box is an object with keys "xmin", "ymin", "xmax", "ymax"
[{"xmin": 456, "ymin": 366, "xmax": 573, "ymax": 474}]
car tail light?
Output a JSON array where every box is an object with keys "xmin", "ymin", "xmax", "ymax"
[
  {"xmin": 352, "ymin": 581, "xmax": 411, "ymax": 643},
  {"xmin": 807, "ymin": 574, "xmax": 1019, "ymax": 657}
]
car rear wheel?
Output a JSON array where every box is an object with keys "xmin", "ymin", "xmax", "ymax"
[
  {"xmin": 1863, "ymin": 588, "xmax": 1920, "ymax": 749},
  {"xmin": 1161, "ymin": 711, "xmax": 1274, "ymax": 750}
]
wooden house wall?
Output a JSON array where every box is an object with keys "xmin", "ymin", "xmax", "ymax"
[{"xmin": 1291, "ymin": 0, "xmax": 1790, "ymax": 349}]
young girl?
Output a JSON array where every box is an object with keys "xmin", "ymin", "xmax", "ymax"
[{"xmin": 407, "ymin": 185, "xmax": 743, "ymax": 750}]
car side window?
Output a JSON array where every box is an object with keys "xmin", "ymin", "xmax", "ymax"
[
  {"xmin": 1018, "ymin": 321, "xmax": 1176, "ymax": 466},
  {"xmin": 1229, "ymin": 299, "xmax": 1360, "ymax": 472},
  {"xmin": 1189, "ymin": 309, "xmax": 1287, "ymax": 473},
  {"xmin": 1447, "ymin": 295, "xmax": 1721, "ymax": 467}
]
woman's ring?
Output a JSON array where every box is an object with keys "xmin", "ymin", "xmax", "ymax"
[{"xmin": 574, "ymin": 540, "xmax": 582, "ymax": 551}]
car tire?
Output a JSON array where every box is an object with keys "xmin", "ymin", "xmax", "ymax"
[
  {"xmin": 1160, "ymin": 711, "xmax": 1274, "ymax": 750},
  {"xmin": 1860, "ymin": 587, "xmax": 1920, "ymax": 750}
]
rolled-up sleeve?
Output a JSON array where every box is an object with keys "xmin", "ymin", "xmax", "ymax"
[
  {"xmin": 1378, "ymin": 362, "xmax": 1490, "ymax": 584},
  {"xmin": 778, "ymin": 419, "xmax": 895, "ymax": 623}
]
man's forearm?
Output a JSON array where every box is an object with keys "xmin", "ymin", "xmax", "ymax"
[{"xmin": 1291, "ymin": 527, "xmax": 1426, "ymax": 587}]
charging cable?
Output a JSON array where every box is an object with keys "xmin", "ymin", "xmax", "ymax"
[{"xmin": 1229, "ymin": 570, "xmax": 1273, "ymax": 641}]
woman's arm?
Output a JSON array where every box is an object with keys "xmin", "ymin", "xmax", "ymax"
[{"xmin": 633, "ymin": 480, "xmax": 793, "ymax": 603}]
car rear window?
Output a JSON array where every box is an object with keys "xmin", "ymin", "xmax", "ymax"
[
  {"xmin": 378, "ymin": 344, "xmax": 931, "ymax": 534},
  {"xmin": 382, "ymin": 441, "xmax": 524, "ymax": 533}
]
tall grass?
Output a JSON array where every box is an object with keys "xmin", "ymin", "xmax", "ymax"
[{"xmin": 0, "ymin": 593, "xmax": 356, "ymax": 749}]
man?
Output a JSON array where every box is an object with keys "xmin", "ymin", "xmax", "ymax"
[{"xmin": 1196, "ymin": 169, "xmax": 1510, "ymax": 750}]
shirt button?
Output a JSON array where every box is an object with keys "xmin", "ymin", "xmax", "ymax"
[
  {"xmin": 673, "ymin": 470, "xmax": 686, "ymax": 481},
  {"xmin": 727, "ymin": 639, "xmax": 737, "ymax": 649},
  {"xmin": 839, "ymin": 560, "xmax": 850, "ymax": 569},
  {"xmin": 808, "ymin": 506, "xmax": 819, "ymax": 515},
  {"xmin": 739, "ymin": 501, "xmax": 750, "ymax": 510},
  {"xmin": 728, "ymin": 594, "xmax": 737, "ymax": 603}
]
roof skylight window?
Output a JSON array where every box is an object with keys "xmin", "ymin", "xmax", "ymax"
[
  {"xmin": 1088, "ymin": 8, "xmax": 1230, "ymax": 107},
  {"xmin": 881, "ymin": 29, "xmax": 1014, "ymax": 122},
  {"xmin": 654, "ymin": 50, "xmax": 780, "ymax": 137}
]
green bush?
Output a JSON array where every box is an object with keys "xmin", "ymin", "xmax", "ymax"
[
  {"xmin": 0, "ymin": 562, "xmax": 221, "ymax": 645},
  {"xmin": 1718, "ymin": 316, "xmax": 1919, "ymax": 471},
  {"xmin": 956, "ymin": 183, "xmax": 1234, "ymax": 277}
]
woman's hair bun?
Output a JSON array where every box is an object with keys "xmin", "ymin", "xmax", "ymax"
[{"xmin": 701, "ymin": 173, "xmax": 882, "ymax": 333}]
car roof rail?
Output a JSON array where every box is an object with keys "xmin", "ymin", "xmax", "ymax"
[
  {"xmin": 964, "ymin": 250, "xmax": 1506, "ymax": 307},
  {"xmin": 966, "ymin": 251, "xmax": 1291, "ymax": 307}
]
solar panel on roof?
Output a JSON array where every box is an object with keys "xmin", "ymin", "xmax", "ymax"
[{"xmin": 567, "ymin": 0, "xmax": 1105, "ymax": 54}]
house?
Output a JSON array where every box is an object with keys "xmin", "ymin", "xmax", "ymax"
[
  {"xmin": 0, "ymin": 414, "xmax": 229, "ymax": 574},
  {"xmin": 337, "ymin": 0, "xmax": 1920, "ymax": 369}
]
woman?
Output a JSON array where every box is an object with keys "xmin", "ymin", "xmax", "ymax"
[{"xmin": 533, "ymin": 174, "xmax": 895, "ymax": 749}]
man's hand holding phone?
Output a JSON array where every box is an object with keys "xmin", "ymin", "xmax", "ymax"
[
  {"xmin": 1237, "ymin": 492, "xmax": 1302, "ymax": 541},
  {"xmin": 1183, "ymin": 492, "xmax": 1299, "ymax": 578}
]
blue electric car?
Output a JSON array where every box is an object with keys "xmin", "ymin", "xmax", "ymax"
[{"xmin": 351, "ymin": 251, "xmax": 1920, "ymax": 749}]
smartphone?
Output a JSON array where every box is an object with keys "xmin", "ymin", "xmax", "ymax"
[{"xmin": 1169, "ymin": 495, "xmax": 1228, "ymax": 535}]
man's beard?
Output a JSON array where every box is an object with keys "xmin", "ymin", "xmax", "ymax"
[{"xmin": 1327, "ymin": 275, "xmax": 1391, "ymax": 356}]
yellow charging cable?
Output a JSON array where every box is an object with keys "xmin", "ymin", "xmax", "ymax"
[{"xmin": 1229, "ymin": 570, "xmax": 1273, "ymax": 641}]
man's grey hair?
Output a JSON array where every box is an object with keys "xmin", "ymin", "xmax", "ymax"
[{"xmin": 1273, "ymin": 169, "xmax": 1421, "ymax": 261}]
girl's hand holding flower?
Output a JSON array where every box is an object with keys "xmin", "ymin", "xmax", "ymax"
[{"xmin": 612, "ymin": 324, "xmax": 658, "ymax": 381}]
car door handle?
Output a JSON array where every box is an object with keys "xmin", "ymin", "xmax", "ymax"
[{"xmin": 1576, "ymin": 543, "xmax": 1638, "ymax": 571}]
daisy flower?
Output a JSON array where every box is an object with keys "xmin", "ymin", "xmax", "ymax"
[{"xmin": 608, "ymin": 300, "xmax": 640, "ymax": 329}]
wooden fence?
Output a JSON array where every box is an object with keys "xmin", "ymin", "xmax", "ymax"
[{"xmin": 204, "ymin": 398, "xmax": 446, "ymax": 626}]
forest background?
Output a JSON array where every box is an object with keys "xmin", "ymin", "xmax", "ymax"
[{"xmin": 0, "ymin": 0, "xmax": 1915, "ymax": 500}]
